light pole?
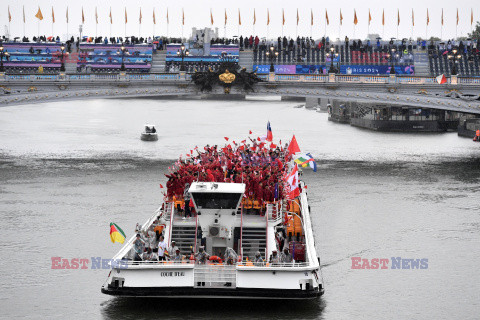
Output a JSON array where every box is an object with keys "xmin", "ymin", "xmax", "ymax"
[
  {"xmin": 326, "ymin": 46, "xmax": 339, "ymax": 74},
  {"xmin": 265, "ymin": 46, "xmax": 278, "ymax": 72},
  {"xmin": 117, "ymin": 45, "xmax": 129, "ymax": 71},
  {"xmin": 447, "ymin": 48, "xmax": 462, "ymax": 76},
  {"xmin": 0, "ymin": 44, "xmax": 10, "ymax": 72},
  {"xmin": 176, "ymin": 44, "xmax": 189, "ymax": 72},
  {"xmin": 60, "ymin": 44, "xmax": 69, "ymax": 72},
  {"xmin": 389, "ymin": 48, "xmax": 397, "ymax": 74}
]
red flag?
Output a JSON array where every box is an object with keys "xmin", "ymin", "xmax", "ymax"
[
  {"xmin": 270, "ymin": 143, "xmax": 277, "ymax": 149},
  {"xmin": 287, "ymin": 135, "xmax": 301, "ymax": 154},
  {"xmin": 436, "ymin": 74, "xmax": 447, "ymax": 84},
  {"xmin": 186, "ymin": 154, "xmax": 190, "ymax": 157},
  {"xmin": 190, "ymin": 149, "xmax": 193, "ymax": 154},
  {"xmin": 285, "ymin": 164, "xmax": 300, "ymax": 199},
  {"xmin": 249, "ymin": 130, "xmax": 252, "ymax": 134},
  {"xmin": 241, "ymin": 140, "xmax": 246, "ymax": 143},
  {"xmin": 159, "ymin": 184, "xmax": 164, "ymax": 188},
  {"xmin": 224, "ymin": 137, "xmax": 229, "ymax": 141}
]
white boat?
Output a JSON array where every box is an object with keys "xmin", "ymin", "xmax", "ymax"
[
  {"xmin": 101, "ymin": 141, "xmax": 324, "ymax": 299},
  {"xmin": 140, "ymin": 124, "xmax": 158, "ymax": 141}
]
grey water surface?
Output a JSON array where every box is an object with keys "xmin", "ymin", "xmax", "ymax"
[{"xmin": 0, "ymin": 98, "xmax": 479, "ymax": 319}]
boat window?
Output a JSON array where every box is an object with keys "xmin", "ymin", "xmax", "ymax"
[{"xmin": 192, "ymin": 192, "xmax": 241, "ymax": 209}]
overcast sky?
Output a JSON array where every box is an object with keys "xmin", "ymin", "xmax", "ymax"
[{"xmin": 1, "ymin": 0, "xmax": 478, "ymax": 41}]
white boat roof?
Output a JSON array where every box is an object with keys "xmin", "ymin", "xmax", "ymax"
[
  {"xmin": 189, "ymin": 182, "xmax": 246, "ymax": 193},
  {"xmin": 144, "ymin": 124, "xmax": 156, "ymax": 127}
]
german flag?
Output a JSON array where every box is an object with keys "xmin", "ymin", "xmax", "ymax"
[{"xmin": 110, "ymin": 223, "xmax": 126, "ymax": 244}]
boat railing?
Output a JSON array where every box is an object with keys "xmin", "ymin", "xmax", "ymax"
[
  {"xmin": 237, "ymin": 261, "xmax": 311, "ymax": 268},
  {"xmin": 111, "ymin": 205, "xmax": 163, "ymax": 261},
  {"xmin": 168, "ymin": 201, "xmax": 175, "ymax": 245},
  {"xmin": 299, "ymin": 183, "xmax": 318, "ymax": 268},
  {"xmin": 119, "ymin": 260, "xmax": 311, "ymax": 269},
  {"xmin": 266, "ymin": 202, "xmax": 282, "ymax": 223}
]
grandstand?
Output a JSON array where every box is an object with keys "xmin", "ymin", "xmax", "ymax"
[
  {"xmin": 0, "ymin": 42, "xmax": 64, "ymax": 74},
  {"xmin": 77, "ymin": 43, "xmax": 153, "ymax": 73},
  {"xmin": 165, "ymin": 43, "xmax": 239, "ymax": 72}
]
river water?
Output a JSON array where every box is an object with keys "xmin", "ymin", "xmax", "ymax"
[{"xmin": 0, "ymin": 98, "xmax": 479, "ymax": 319}]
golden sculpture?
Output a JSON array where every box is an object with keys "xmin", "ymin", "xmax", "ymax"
[{"xmin": 219, "ymin": 69, "xmax": 236, "ymax": 84}]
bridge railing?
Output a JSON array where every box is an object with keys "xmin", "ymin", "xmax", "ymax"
[{"xmin": 1, "ymin": 72, "xmax": 479, "ymax": 86}]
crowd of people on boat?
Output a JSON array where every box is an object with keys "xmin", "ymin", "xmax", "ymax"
[
  {"xmin": 164, "ymin": 138, "xmax": 292, "ymax": 207},
  {"xmin": 130, "ymin": 194, "xmax": 297, "ymax": 265}
]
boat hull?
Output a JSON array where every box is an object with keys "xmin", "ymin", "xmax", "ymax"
[
  {"xmin": 101, "ymin": 285, "xmax": 324, "ymax": 299},
  {"xmin": 140, "ymin": 133, "xmax": 158, "ymax": 141}
]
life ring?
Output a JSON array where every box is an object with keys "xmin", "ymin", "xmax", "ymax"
[{"xmin": 209, "ymin": 256, "xmax": 223, "ymax": 264}]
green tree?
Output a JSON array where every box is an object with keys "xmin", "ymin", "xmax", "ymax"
[{"xmin": 468, "ymin": 21, "xmax": 480, "ymax": 39}]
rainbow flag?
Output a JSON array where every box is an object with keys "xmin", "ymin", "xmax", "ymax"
[
  {"xmin": 110, "ymin": 223, "xmax": 126, "ymax": 244},
  {"xmin": 294, "ymin": 153, "xmax": 317, "ymax": 172}
]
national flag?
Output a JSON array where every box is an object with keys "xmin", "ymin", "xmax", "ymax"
[
  {"xmin": 436, "ymin": 74, "xmax": 447, "ymax": 84},
  {"xmin": 266, "ymin": 121, "xmax": 273, "ymax": 142},
  {"xmin": 65, "ymin": 7, "xmax": 68, "ymax": 24},
  {"xmin": 397, "ymin": 9, "xmax": 400, "ymax": 26},
  {"xmin": 456, "ymin": 8, "xmax": 459, "ymax": 26},
  {"xmin": 294, "ymin": 153, "xmax": 317, "ymax": 172},
  {"xmin": 8, "ymin": 6, "xmax": 12, "ymax": 22},
  {"xmin": 52, "ymin": 7, "xmax": 55, "ymax": 23},
  {"xmin": 82, "ymin": 7, "xmax": 85, "ymax": 24},
  {"xmin": 225, "ymin": 9, "xmax": 227, "ymax": 25},
  {"xmin": 110, "ymin": 223, "xmax": 126, "ymax": 244},
  {"xmin": 159, "ymin": 183, "xmax": 164, "ymax": 188},
  {"xmin": 182, "ymin": 8, "xmax": 185, "ymax": 25},
  {"xmin": 211, "ymin": 9, "xmax": 214, "ymax": 25},
  {"xmin": 35, "ymin": 7, "xmax": 44, "ymax": 20},
  {"xmin": 382, "ymin": 9, "xmax": 385, "ymax": 26},
  {"xmin": 139, "ymin": 8, "xmax": 142, "ymax": 24},
  {"xmin": 270, "ymin": 143, "xmax": 277, "ymax": 149},
  {"xmin": 285, "ymin": 164, "xmax": 300, "ymax": 199},
  {"xmin": 412, "ymin": 9, "xmax": 414, "ymax": 26},
  {"xmin": 354, "ymin": 9, "xmax": 358, "ymax": 25},
  {"xmin": 297, "ymin": 9, "xmax": 299, "ymax": 26},
  {"xmin": 368, "ymin": 9, "xmax": 372, "ymax": 25},
  {"xmin": 95, "ymin": 7, "xmax": 98, "ymax": 24},
  {"xmin": 110, "ymin": 7, "xmax": 113, "ymax": 24},
  {"xmin": 249, "ymin": 130, "xmax": 252, "ymax": 134},
  {"xmin": 239, "ymin": 9, "xmax": 241, "ymax": 25},
  {"xmin": 325, "ymin": 9, "xmax": 329, "ymax": 25},
  {"xmin": 224, "ymin": 137, "xmax": 229, "ymax": 141},
  {"xmin": 427, "ymin": 9, "xmax": 429, "ymax": 26},
  {"xmin": 287, "ymin": 135, "xmax": 301, "ymax": 155},
  {"xmin": 267, "ymin": 9, "xmax": 270, "ymax": 25},
  {"xmin": 152, "ymin": 8, "xmax": 155, "ymax": 24},
  {"xmin": 340, "ymin": 9, "xmax": 343, "ymax": 25},
  {"xmin": 125, "ymin": 7, "xmax": 128, "ymax": 24},
  {"xmin": 253, "ymin": 9, "xmax": 256, "ymax": 25},
  {"xmin": 283, "ymin": 9, "xmax": 285, "ymax": 25}
]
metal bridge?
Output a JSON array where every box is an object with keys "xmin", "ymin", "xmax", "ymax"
[{"xmin": 1, "ymin": 73, "xmax": 480, "ymax": 114}]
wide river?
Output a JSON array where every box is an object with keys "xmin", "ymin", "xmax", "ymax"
[{"xmin": 0, "ymin": 98, "xmax": 479, "ymax": 319}]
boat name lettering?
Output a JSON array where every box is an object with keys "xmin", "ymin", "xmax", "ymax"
[{"xmin": 161, "ymin": 271, "xmax": 185, "ymax": 277}]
